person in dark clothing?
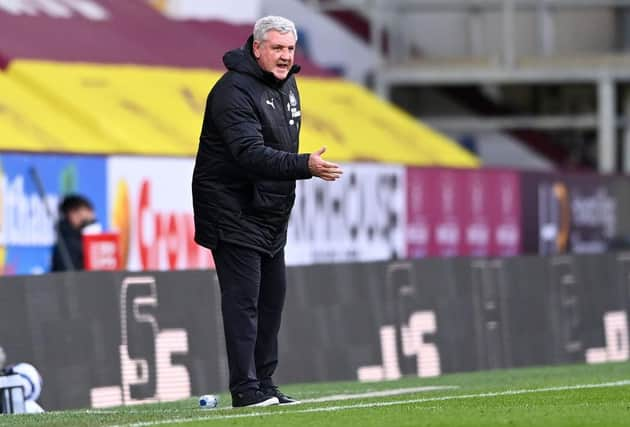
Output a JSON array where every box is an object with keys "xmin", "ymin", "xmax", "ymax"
[
  {"xmin": 192, "ymin": 16, "xmax": 342, "ymax": 408},
  {"xmin": 51, "ymin": 194, "xmax": 97, "ymax": 272}
]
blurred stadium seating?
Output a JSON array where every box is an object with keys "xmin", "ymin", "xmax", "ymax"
[
  {"xmin": 0, "ymin": 0, "xmax": 477, "ymax": 166},
  {"xmin": 303, "ymin": 0, "xmax": 630, "ymax": 173},
  {"xmin": 1, "ymin": 0, "xmax": 629, "ymax": 275}
]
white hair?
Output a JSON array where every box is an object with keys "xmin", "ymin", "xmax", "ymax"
[{"xmin": 253, "ymin": 15, "xmax": 298, "ymax": 43}]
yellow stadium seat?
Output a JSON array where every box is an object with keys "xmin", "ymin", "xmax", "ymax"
[
  {"xmin": 0, "ymin": 71, "xmax": 112, "ymax": 153},
  {"xmin": 6, "ymin": 60, "xmax": 478, "ymax": 167}
]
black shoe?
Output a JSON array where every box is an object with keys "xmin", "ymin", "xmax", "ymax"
[
  {"xmin": 262, "ymin": 386, "xmax": 300, "ymax": 405},
  {"xmin": 232, "ymin": 389, "xmax": 279, "ymax": 408}
]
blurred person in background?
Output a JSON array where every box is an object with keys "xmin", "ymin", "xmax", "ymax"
[
  {"xmin": 192, "ymin": 16, "xmax": 342, "ymax": 408},
  {"xmin": 51, "ymin": 194, "xmax": 100, "ymax": 272}
]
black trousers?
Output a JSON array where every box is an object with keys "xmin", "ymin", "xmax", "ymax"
[{"xmin": 212, "ymin": 241, "xmax": 287, "ymax": 394}]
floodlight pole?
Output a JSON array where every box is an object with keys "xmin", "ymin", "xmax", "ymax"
[
  {"xmin": 502, "ymin": 0, "xmax": 516, "ymax": 68},
  {"xmin": 597, "ymin": 76, "xmax": 617, "ymax": 173}
]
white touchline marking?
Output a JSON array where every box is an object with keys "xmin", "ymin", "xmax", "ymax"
[
  {"xmin": 301, "ymin": 385, "xmax": 459, "ymax": 403},
  {"xmin": 75, "ymin": 386, "xmax": 456, "ymax": 415},
  {"xmin": 107, "ymin": 379, "xmax": 630, "ymax": 427}
]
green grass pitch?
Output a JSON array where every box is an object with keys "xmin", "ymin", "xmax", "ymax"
[{"xmin": 3, "ymin": 362, "xmax": 629, "ymax": 426}]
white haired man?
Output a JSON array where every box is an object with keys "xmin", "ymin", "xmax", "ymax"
[{"xmin": 192, "ymin": 16, "xmax": 342, "ymax": 408}]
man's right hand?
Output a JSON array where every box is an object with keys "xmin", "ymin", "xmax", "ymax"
[{"xmin": 308, "ymin": 147, "xmax": 343, "ymax": 181}]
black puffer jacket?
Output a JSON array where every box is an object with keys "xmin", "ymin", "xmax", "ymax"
[
  {"xmin": 192, "ymin": 36, "xmax": 312, "ymax": 256},
  {"xmin": 51, "ymin": 219, "xmax": 84, "ymax": 271}
]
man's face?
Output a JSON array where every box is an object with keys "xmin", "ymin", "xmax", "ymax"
[
  {"xmin": 253, "ymin": 30, "xmax": 296, "ymax": 80},
  {"xmin": 68, "ymin": 206, "xmax": 95, "ymax": 229}
]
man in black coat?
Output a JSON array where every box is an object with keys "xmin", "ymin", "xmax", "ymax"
[
  {"xmin": 192, "ymin": 15, "xmax": 342, "ymax": 408},
  {"xmin": 51, "ymin": 194, "xmax": 98, "ymax": 272}
]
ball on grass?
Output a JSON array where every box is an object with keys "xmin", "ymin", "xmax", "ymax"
[{"xmin": 199, "ymin": 394, "xmax": 219, "ymax": 409}]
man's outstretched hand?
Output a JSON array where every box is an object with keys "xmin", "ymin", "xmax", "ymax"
[{"xmin": 308, "ymin": 147, "xmax": 343, "ymax": 181}]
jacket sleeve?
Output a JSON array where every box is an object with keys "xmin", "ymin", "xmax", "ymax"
[{"xmin": 212, "ymin": 83, "xmax": 312, "ymax": 180}]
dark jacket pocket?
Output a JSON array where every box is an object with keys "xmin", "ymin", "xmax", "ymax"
[{"xmin": 251, "ymin": 187, "xmax": 295, "ymax": 215}]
